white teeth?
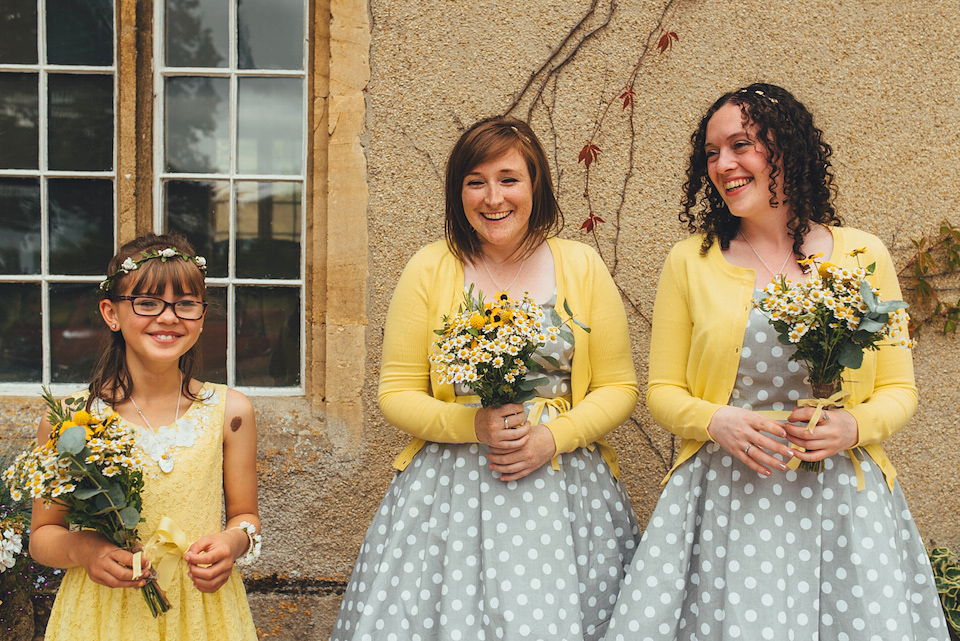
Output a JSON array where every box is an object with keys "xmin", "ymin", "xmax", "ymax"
[
  {"xmin": 483, "ymin": 211, "xmax": 510, "ymax": 220},
  {"xmin": 724, "ymin": 178, "xmax": 752, "ymax": 190}
]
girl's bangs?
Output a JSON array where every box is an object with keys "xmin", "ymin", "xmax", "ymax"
[{"xmin": 126, "ymin": 256, "xmax": 206, "ymax": 298}]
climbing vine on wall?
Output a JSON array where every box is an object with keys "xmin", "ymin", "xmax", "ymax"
[{"xmin": 901, "ymin": 220, "xmax": 960, "ymax": 335}]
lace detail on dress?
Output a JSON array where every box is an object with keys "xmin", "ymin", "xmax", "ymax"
[{"xmin": 91, "ymin": 388, "xmax": 221, "ymax": 474}]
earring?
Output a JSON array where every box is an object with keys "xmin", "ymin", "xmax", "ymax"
[{"xmin": 111, "ymin": 324, "xmax": 117, "ymax": 330}]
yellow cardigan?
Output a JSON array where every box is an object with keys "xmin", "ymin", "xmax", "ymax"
[
  {"xmin": 380, "ymin": 237, "xmax": 639, "ymax": 473},
  {"xmin": 650, "ymin": 227, "xmax": 916, "ymax": 490}
]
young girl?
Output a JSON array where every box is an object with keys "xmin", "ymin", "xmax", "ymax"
[{"xmin": 30, "ymin": 233, "xmax": 261, "ymax": 640}]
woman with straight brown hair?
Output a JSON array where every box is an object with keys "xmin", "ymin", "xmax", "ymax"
[{"xmin": 331, "ymin": 116, "xmax": 640, "ymax": 641}]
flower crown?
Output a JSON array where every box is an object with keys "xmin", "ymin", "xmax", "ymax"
[{"xmin": 99, "ymin": 248, "xmax": 207, "ymax": 292}]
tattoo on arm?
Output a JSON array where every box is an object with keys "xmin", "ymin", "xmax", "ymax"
[{"xmin": 230, "ymin": 416, "xmax": 242, "ymax": 432}]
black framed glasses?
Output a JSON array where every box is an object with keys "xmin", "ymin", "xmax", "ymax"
[{"xmin": 112, "ymin": 295, "xmax": 208, "ymax": 320}]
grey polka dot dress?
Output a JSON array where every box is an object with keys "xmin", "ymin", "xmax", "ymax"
[
  {"xmin": 331, "ymin": 295, "xmax": 640, "ymax": 641},
  {"xmin": 604, "ymin": 305, "xmax": 949, "ymax": 641}
]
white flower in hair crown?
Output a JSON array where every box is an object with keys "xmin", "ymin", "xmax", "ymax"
[{"xmin": 100, "ymin": 247, "xmax": 207, "ymax": 292}]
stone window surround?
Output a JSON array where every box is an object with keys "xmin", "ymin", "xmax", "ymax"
[{"xmin": 110, "ymin": 0, "xmax": 370, "ymax": 442}]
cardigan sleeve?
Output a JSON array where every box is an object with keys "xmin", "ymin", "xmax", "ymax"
[
  {"xmin": 377, "ymin": 249, "xmax": 480, "ymax": 442},
  {"xmin": 847, "ymin": 237, "xmax": 918, "ymax": 445},
  {"xmin": 645, "ymin": 245, "xmax": 722, "ymax": 442},
  {"xmin": 542, "ymin": 246, "xmax": 639, "ymax": 454}
]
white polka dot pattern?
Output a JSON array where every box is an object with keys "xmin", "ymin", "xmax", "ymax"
[{"xmin": 605, "ymin": 306, "xmax": 948, "ymax": 640}]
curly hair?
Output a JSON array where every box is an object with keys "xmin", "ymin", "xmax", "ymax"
[
  {"xmin": 445, "ymin": 116, "xmax": 563, "ymax": 263},
  {"xmin": 679, "ymin": 82, "xmax": 841, "ymax": 257}
]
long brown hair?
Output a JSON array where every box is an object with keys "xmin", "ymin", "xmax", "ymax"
[
  {"xmin": 444, "ymin": 116, "xmax": 563, "ymax": 263},
  {"xmin": 87, "ymin": 233, "xmax": 207, "ymax": 410}
]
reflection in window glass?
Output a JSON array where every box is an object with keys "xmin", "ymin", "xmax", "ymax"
[
  {"xmin": 0, "ymin": 283, "xmax": 41, "ymax": 382},
  {"xmin": 165, "ymin": 77, "xmax": 230, "ymax": 173},
  {"xmin": 165, "ymin": 180, "xmax": 229, "ymax": 278},
  {"xmin": 49, "ymin": 74, "xmax": 114, "ymax": 171},
  {"xmin": 0, "ymin": 73, "xmax": 39, "ymax": 169},
  {"xmin": 0, "ymin": 178, "xmax": 41, "ymax": 275},
  {"xmin": 236, "ymin": 182, "xmax": 301, "ymax": 279},
  {"xmin": 197, "ymin": 286, "xmax": 227, "ymax": 384},
  {"xmin": 46, "ymin": 0, "xmax": 114, "ymax": 66},
  {"xmin": 49, "ymin": 283, "xmax": 106, "ymax": 384},
  {"xmin": 48, "ymin": 179, "xmax": 114, "ymax": 275},
  {"xmin": 236, "ymin": 286, "xmax": 300, "ymax": 387},
  {"xmin": 237, "ymin": 78, "xmax": 303, "ymax": 175},
  {"xmin": 0, "ymin": 0, "xmax": 38, "ymax": 64},
  {"xmin": 238, "ymin": 0, "xmax": 303, "ymax": 70},
  {"xmin": 166, "ymin": 0, "xmax": 229, "ymax": 68}
]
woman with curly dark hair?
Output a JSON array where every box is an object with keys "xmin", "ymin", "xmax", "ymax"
[{"xmin": 604, "ymin": 84, "xmax": 948, "ymax": 640}]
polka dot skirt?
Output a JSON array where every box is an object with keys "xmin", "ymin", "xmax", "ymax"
[
  {"xmin": 331, "ymin": 443, "xmax": 639, "ymax": 641},
  {"xmin": 604, "ymin": 307, "xmax": 948, "ymax": 641}
]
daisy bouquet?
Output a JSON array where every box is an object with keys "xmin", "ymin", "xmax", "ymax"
[
  {"xmin": 2, "ymin": 389, "xmax": 170, "ymax": 616},
  {"xmin": 430, "ymin": 287, "xmax": 588, "ymax": 407},
  {"xmin": 753, "ymin": 250, "xmax": 914, "ymax": 469}
]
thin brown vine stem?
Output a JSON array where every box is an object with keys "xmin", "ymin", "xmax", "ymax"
[
  {"xmin": 524, "ymin": 8, "xmax": 617, "ymax": 123},
  {"xmin": 505, "ymin": 0, "xmax": 602, "ymax": 115},
  {"xmin": 628, "ymin": 416, "xmax": 671, "ymax": 472}
]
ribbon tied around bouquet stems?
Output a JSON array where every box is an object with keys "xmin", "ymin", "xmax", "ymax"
[
  {"xmin": 131, "ymin": 515, "xmax": 191, "ymax": 591},
  {"xmin": 797, "ymin": 389, "xmax": 850, "ymax": 433}
]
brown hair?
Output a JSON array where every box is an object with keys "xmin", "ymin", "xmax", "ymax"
[
  {"xmin": 444, "ymin": 116, "xmax": 563, "ymax": 262},
  {"xmin": 88, "ymin": 232, "xmax": 206, "ymax": 409}
]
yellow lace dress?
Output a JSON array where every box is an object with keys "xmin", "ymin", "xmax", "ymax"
[{"xmin": 44, "ymin": 383, "xmax": 258, "ymax": 640}]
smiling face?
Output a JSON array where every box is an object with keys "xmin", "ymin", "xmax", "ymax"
[
  {"xmin": 704, "ymin": 102, "xmax": 786, "ymax": 222},
  {"xmin": 461, "ymin": 147, "xmax": 534, "ymax": 256},
  {"xmin": 100, "ymin": 280, "xmax": 204, "ymax": 370}
]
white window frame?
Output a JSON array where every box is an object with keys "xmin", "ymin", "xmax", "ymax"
[
  {"xmin": 152, "ymin": 0, "xmax": 309, "ymax": 396},
  {"xmin": 0, "ymin": 2, "xmax": 117, "ymax": 397}
]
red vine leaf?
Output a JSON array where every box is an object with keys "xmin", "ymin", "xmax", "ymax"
[
  {"xmin": 580, "ymin": 212, "xmax": 606, "ymax": 233},
  {"xmin": 620, "ymin": 88, "xmax": 636, "ymax": 110},
  {"xmin": 578, "ymin": 143, "xmax": 601, "ymax": 168},
  {"xmin": 657, "ymin": 30, "xmax": 679, "ymax": 54}
]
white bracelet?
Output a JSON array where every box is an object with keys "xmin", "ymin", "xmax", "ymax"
[{"xmin": 232, "ymin": 521, "xmax": 262, "ymax": 566}]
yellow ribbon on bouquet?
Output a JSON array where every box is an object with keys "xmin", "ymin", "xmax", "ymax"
[
  {"xmin": 131, "ymin": 516, "xmax": 191, "ymax": 591},
  {"xmin": 523, "ymin": 397, "xmax": 572, "ymax": 472},
  {"xmin": 797, "ymin": 389, "xmax": 850, "ymax": 433}
]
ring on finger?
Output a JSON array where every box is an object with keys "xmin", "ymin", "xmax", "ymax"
[
  {"xmin": 743, "ymin": 443, "xmax": 752, "ymax": 455},
  {"xmin": 504, "ymin": 417, "xmax": 509, "ymax": 429},
  {"xmin": 822, "ymin": 410, "xmax": 829, "ymax": 422}
]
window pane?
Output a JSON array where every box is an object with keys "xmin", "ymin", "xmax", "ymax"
[
  {"xmin": 238, "ymin": 0, "xmax": 303, "ymax": 70},
  {"xmin": 0, "ymin": 283, "xmax": 41, "ymax": 382},
  {"xmin": 197, "ymin": 285, "xmax": 226, "ymax": 383},
  {"xmin": 0, "ymin": 73, "xmax": 39, "ymax": 169},
  {"xmin": 49, "ymin": 283, "xmax": 106, "ymax": 384},
  {"xmin": 166, "ymin": 0, "xmax": 228, "ymax": 68},
  {"xmin": 48, "ymin": 73, "xmax": 114, "ymax": 171},
  {"xmin": 0, "ymin": 178, "xmax": 41, "ymax": 275},
  {"xmin": 236, "ymin": 286, "xmax": 299, "ymax": 386},
  {"xmin": 165, "ymin": 76, "xmax": 230, "ymax": 173},
  {"xmin": 48, "ymin": 179, "xmax": 114, "ymax": 275},
  {"xmin": 237, "ymin": 77, "xmax": 302, "ymax": 175},
  {"xmin": 164, "ymin": 180, "xmax": 229, "ymax": 278},
  {"xmin": 236, "ymin": 182, "xmax": 301, "ymax": 279},
  {"xmin": 46, "ymin": 0, "xmax": 113, "ymax": 66},
  {"xmin": 0, "ymin": 0, "xmax": 38, "ymax": 64}
]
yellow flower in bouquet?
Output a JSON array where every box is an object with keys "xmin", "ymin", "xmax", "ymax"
[
  {"xmin": 430, "ymin": 286, "xmax": 588, "ymax": 407},
  {"xmin": 2, "ymin": 389, "xmax": 170, "ymax": 616}
]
